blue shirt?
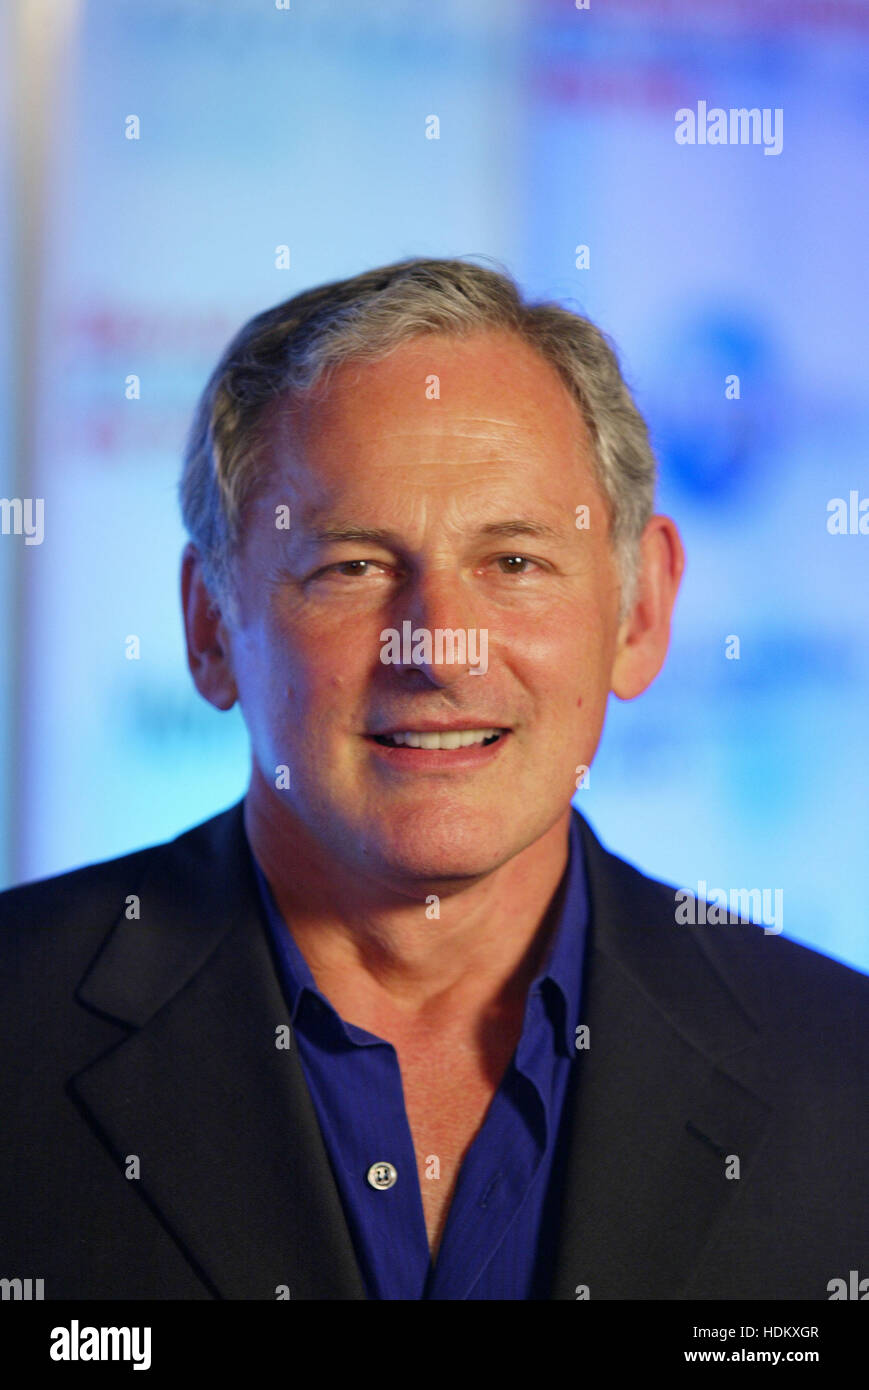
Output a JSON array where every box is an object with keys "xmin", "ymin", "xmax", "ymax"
[{"xmin": 253, "ymin": 810, "xmax": 589, "ymax": 1300}]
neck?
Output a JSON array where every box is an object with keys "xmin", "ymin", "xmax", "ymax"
[{"xmin": 244, "ymin": 781, "xmax": 573, "ymax": 1033}]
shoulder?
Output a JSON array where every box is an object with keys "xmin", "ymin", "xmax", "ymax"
[
  {"xmin": 0, "ymin": 845, "xmax": 154, "ymax": 926},
  {"xmin": 0, "ymin": 800, "xmax": 245, "ymax": 964},
  {"xmin": 574, "ymin": 809, "xmax": 869, "ymax": 1041}
]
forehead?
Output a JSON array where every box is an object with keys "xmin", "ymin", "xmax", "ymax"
[{"xmin": 256, "ymin": 329, "xmax": 594, "ymax": 493}]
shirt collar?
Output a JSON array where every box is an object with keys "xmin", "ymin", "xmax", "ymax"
[
  {"xmin": 254, "ymin": 859, "xmax": 319, "ymax": 1024},
  {"xmin": 523, "ymin": 808, "xmax": 589, "ymax": 1057},
  {"xmin": 252, "ymin": 807, "xmax": 588, "ymax": 1055}
]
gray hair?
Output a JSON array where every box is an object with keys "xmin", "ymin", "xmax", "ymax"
[{"xmin": 180, "ymin": 256, "xmax": 656, "ymax": 616}]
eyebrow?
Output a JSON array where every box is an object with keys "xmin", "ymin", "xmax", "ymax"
[{"xmin": 308, "ymin": 519, "xmax": 568, "ymax": 546}]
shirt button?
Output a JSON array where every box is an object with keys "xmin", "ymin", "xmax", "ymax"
[{"xmin": 367, "ymin": 1161, "xmax": 398, "ymax": 1191}]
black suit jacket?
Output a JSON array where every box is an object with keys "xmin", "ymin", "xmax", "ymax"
[{"xmin": 1, "ymin": 800, "xmax": 866, "ymax": 1300}]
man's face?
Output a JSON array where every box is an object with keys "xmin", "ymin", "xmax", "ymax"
[{"xmin": 225, "ymin": 329, "xmax": 624, "ymax": 887}]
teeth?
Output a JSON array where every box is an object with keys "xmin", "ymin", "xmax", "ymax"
[{"xmin": 381, "ymin": 728, "xmax": 500, "ymax": 749}]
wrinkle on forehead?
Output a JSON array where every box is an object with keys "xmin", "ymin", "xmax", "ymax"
[{"xmin": 256, "ymin": 331, "xmax": 595, "ymax": 502}]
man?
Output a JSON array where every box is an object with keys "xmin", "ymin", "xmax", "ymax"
[{"xmin": 1, "ymin": 258, "xmax": 866, "ymax": 1300}]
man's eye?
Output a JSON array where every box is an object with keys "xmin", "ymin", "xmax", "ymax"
[
  {"xmin": 495, "ymin": 554, "xmax": 538, "ymax": 575},
  {"xmin": 313, "ymin": 555, "xmax": 540, "ymax": 581},
  {"xmin": 321, "ymin": 559, "xmax": 386, "ymax": 578}
]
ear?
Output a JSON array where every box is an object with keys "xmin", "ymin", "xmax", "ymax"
[
  {"xmin": 180, "ymin": 542, "xmax": 238, "ymax": 711},
  {"xmin": 611, "ymin": 515, "xmax": 685, "ymax": 700}
]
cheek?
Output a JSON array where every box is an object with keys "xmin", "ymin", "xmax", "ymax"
[
  {"xmin": 232, "ymin": 618, "xmax": 300, "ymax": 721},
  {"xmin": 280, "ymin": 635, "xmax": 361, "ymax": 740},
  {"xmin": 534, "ymin": 612, "xmax": 612, "ymax": 729}
]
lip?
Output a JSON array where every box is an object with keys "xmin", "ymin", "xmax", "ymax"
[
  {"xmin": 368, "ymin": 723, "xmax": 510, "ymax": 736},
  {"xmin": 364, "ymin": 729, "xmax": 511, "ymax": 771}
]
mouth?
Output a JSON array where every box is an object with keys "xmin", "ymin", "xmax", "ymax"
[
  {"xmin": 369, "ymin": 728, "xmax": 506, "ymax": 750},
  {"xmin": 364, "ymin": 726, "xmax": 511, "ymax": 770}
]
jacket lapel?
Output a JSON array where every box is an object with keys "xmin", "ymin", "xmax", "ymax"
[
  {"xmin": 549, "ymin": 813, "xmax": 773, "ymax": 1299},
  {"xmin": 70, "ymin": 800, "xmax": 366, "ymax": 1300}
]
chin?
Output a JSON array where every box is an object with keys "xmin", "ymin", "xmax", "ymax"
[{"xmin": 362, "ymin": 805, "xmax": 531, "ymax": 886}]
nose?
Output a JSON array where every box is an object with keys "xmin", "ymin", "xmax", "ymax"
[{"xmin": 389, "ymin": 569, "xmax": 484, "ymax": 688}]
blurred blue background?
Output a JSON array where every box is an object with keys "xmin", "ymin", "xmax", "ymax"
[{"xmin": 3, "ymin": 0, "xmax": 867, "ymax": 972}]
